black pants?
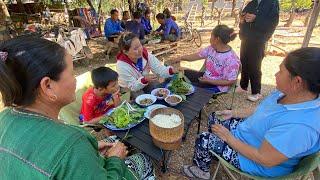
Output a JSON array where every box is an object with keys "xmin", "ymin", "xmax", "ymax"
[
  {"xmin": 240, "ymin": 39, "xmax": 266, "ymax": 94},
  {"xmin": 184, "ymin": 70, "xmax": 209, "ymax": 88}
]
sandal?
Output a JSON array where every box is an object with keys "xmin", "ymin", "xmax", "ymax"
[{"xmin": 183, "ymin": 165, "xmax": 210, "ymax": 180}]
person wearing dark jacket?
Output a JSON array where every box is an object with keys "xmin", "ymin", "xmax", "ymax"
[
  {"xmin": 125, "ymin": 11, "xmax": 146, "ymax": 43},
  {"xmin": 237, "ymin": 0, "xmax": 279, "ymax": 102}
]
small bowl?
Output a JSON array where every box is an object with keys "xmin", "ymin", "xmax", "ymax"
[
  {"xmin": 135, "ymin": 94, "xmax": 157, "ymax": 107},
  {"xmin": 165, "ymin": 95, "xmax": 182, "ymax": 106},
  {"xmin": 151, "ymin": 88, "xmax": 170, "ymax": 100}
]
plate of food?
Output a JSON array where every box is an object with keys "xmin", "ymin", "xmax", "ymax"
[
  {"xmin": 148, "ymin": 38, "xmax": 161, "ymax": 44},
  {"xmin": 147, "ymin": 35, "xmax": 162, "ymax": 44},
  {"xmin": 100, "ymin": 104, "xmax": 146, "ymax": 131},
  {"xmin": 166, "ymin": 73, "xmax": 195, "ymax": 96},
  {"xmin": 151, "ymin": 88, "xmax": 170, "ymax": 100},
  {"xmin": 135, "ymin": 94, "xmax": 157, "ymax": 107},
  {"xmin": 165, "ymin": 95, "xmax": 183, "ymax": 106},
  {"xmin": 144, "ymin": 104, "xmax": 167, "ymax": 119}
]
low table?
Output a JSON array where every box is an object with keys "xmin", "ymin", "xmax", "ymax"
[{"xmin": 113, "ymin": 86, "xmax": 212, "ymax": 172}]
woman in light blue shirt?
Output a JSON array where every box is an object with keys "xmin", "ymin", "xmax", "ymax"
[{"xmin": 183, "ymin": 47, "xmax": 320, "ymax": 179}]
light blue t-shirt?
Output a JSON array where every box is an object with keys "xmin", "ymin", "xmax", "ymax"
[{"xmin": 232, "ymin": 90, "xmax": 320, "ymax": 177}]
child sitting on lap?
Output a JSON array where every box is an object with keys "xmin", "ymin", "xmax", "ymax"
[{"xmin": 80, "ymin": 67, "xmax": 120, "ymax": 124}]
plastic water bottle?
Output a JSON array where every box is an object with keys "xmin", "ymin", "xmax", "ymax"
[{"xmin": 79, "ymin": 114, "xmax": 84, "ymax": 125}]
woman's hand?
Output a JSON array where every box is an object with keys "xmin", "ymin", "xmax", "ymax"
[
  {"xmin": 215, "ymin": 110, "xmax": 233, "ymax": 121},
  {"xmin": 198, "ymin": 76, "xmax": 210, "ymax": 84},
  {"xmin": 153, "ymin": 31, "xmax": 162, "ymax": 35},
  {"xmin": 144, "ymin": 74, "xmax": 158, "ymax": 82},
  {"xmin": 98, "ymin": 140, "xmax": 114, "ymax": 155},
  {"xmin": 239, "ymin": 13, "xmax": 246, "ymax": 24},
  {"xmin": 211, "ymin": 124, "xmax": 233, "ymax": 142},
  {"xmin": 112, "ymin": 89, "xmax": 121, "ymax": 106},
  {"xmin": 171, "ymin": 67, "xmax": 183, "ymax": 74},
  {"xmin": 245, "ymin": 13, "xmax": 256, "ymax": 23},
  {"xmin": 106, "ymin": 142, "xmax": 128, "ymax": 159}
]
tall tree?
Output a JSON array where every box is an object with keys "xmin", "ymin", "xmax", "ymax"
[
  {"xmin": 284, "ymin": 0, "xmax": 297, "ymax": 27},
  {"xmin": 211, "ymin": 0, "xmax": 217, "ymax": 18},
  {"xmin": 302, "ymin": 0, "xmax": 320, "ymax": 47}
]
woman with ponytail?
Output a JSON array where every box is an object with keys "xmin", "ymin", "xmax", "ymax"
[{"xmin": 173, "ymin": 25, "xmax": 240, "ymax": 94}]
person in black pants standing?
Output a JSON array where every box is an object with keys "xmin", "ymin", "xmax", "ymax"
[{"xmin": 238, "ymin": 0, "xmax": 279, "ymax": 102}]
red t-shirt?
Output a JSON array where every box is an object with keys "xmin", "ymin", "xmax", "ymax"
[{"xmin": 80, "ymin": 87, "xmax": 115, "ymax": 122}]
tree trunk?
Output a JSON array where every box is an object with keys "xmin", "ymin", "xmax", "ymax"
[
  {"xmin": 304, "ymin": 7, "xmax": 313, "ymax": 27},
  {"xmin": 86, "ymin": 0, "xmax": 95, "ymax": 11},
  {"xmin": 97, "ymin": 0, "xmax": 103, "ymax": 32},
  {"xmin": 63, "ymin": 0, "xmax": 72, "ymax": 27},
  {"xmin": 201, "ymin": 6, "xmax": 205, "ymax": 27},
  {"xmin": 211, "ymin": 0, "xmax": 217, "ymax": 18},
  {"xmin": 302, "ymin": 0, "xmax": 320, "ymax": 47},
  {"xmin": 0, "ymin": 0, "xmax": 12, "ymax": 41},
  {"xmin": 231, "ymin": 0, "xmax": 236, "ymax": 17},
  {"xmin": 304, "ymin": 11, "xmax": 311, "ymax": 27},
  {"xmin": 128, "ymin": 0, "xmax": 136, "ymax": 15},
  {"xmin": 0, "ymin": 0, "xmax": 10, "ymax": 21},
  {"xmin": 16, "ymin": 0, "xmax": 27, "ymax": 24},
  {"xmin": 284, "ymin": 0, "xmax": 297, "ymax": 27},
  {"xmin": 178, "ymin": 0, "xmax": 183, "ymax": 11},
  {"xmin": 145, "ymin": 0, "xmax": 152, "ymax": 7}
]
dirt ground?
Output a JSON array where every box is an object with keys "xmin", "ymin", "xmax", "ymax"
[{"xmin": 1, "ymin": 13, "xmax": 319, "ymax": 179}]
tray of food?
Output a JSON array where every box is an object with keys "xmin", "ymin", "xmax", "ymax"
[{"xmin": 100, "ymin": 103, "xmax": 146, "ymax": 131}]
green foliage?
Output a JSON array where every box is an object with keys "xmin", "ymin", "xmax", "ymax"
[
  {"xmin": 99, "ymin": 105, "xmax": 145, "ymax": 128},
  {"xmin": 280, "ymin": 0, "xmax": 313, "ymax": 12},
  {"xmin": 200, "ymin": 0, "xmax": 208, "ymax": 6},
  {"xmin": 168, "ymin": 72, "xmax": 193, "ymax": 95},
  {"xmin": 67, "ymin": 0, "xmax": 127, "ymax": 15}
]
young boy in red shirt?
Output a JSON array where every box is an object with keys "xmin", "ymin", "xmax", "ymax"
[{"xmin": 80, "ymin": 67, "xmax": 120, "ymax": 123}]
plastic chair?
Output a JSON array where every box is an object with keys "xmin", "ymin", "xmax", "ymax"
[{"xmin": 210, "ymin": 150, "xmax": 320, "ymax": 180}]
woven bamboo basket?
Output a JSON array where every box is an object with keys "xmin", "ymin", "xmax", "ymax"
[{"xmin": 149, "ymin": 108, "xmax": 184, "ymax": 150}]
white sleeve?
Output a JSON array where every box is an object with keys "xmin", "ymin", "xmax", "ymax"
[
  {"xmin": 148, "ymin": 52, "xmax": 173, "ymax": 78},
  {"xmin": 116, "ymin": 62, "xmax": 148, "ymax": 92}
]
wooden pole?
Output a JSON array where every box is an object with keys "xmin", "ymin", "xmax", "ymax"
[
  {"xmin": 284, "ymin": 0, "xmax": 297, "ymax": 27},
  {"xmin": 231, "ymin": 0, "xmax": 236, "ymax": 17},
  {"xmin": 302, "ymin": 0, "xmax": 320, "ymax": 47}
]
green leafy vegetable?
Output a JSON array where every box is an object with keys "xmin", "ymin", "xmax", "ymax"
[
  {"xmin": 99, "ymin": 105, "xmax": 145, "ymax": 128},
  {"xmin": 168, "ymin": 72, "xmax": 192, "ymax": 95}
]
